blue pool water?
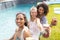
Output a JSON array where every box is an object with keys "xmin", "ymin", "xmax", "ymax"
[{"xmin": 0, "ymin": 4, "xmax": 36, "ymax": 40}]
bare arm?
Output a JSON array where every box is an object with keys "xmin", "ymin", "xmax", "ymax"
[
  {"xmin": 36, "ymin": 18, "xmax": 44, "ymax": 31},
  {"xmin": 23, "ymin": 29, "xmax": 31, "ymax": 40}
]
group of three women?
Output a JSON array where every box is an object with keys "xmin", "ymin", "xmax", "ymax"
[{"xmin": 9, "ymin": 3, "xmax": 57, "ymax": 40}]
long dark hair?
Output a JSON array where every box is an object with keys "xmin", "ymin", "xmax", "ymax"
[{"xmin": 16, "ymin": 12, "xmax": 28, "ymax": 26}]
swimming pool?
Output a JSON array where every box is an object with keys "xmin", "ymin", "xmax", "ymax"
[{"xmin": 0, "ymin": 4, "xmax": 36, "ymax": 40}]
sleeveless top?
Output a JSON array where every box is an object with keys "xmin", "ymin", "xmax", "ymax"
[
  {"xmin": 29, "ymin": 21, "xmax": 40, "ymax": 40},
  {"xmin": 16, "ymin": 26, "xmax": 29, "ymax": 40}
]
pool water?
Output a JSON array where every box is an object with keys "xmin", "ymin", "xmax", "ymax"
[{"xmin": 0, "ymin": 4, "xmax": 36, "ymax": 40}]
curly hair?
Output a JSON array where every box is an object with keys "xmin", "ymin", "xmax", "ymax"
[{"xmin": 37, "ymin": 3, "xmax": 49, "ymax": 16}]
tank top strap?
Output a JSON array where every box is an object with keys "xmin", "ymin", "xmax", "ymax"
[{"xmin": 20, "ymin": 26, "xmax": 28, "ymax": 40}]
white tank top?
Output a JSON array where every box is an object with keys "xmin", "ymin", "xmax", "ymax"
[
  {"xmin": 29, "ymin": 21, "xmax": 40, "ymax": 40},
  {"xmin": 16, "ymin": 26, "xmax": 29, "ymax": 40}
]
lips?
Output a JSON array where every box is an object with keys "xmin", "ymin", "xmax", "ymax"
[
  {"xmin": 17, "ymin": 22, "xmax": 21, "ymax": 25},
  {"xmin": 16, "ymin": 22, "xmax": 21, "ymax": 26}
]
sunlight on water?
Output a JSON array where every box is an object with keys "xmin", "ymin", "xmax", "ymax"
[{"xmin": 0, "ymin": 4, "xmax": 36, "ymax": 40}]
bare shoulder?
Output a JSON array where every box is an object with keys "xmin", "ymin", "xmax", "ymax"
[
  {"xmin": 23, "ymin": 27, "xmax": 31, "ymax": 39},
  {"xmin": 36, "ymin": 18, "xmax": 40, "ymax": 23},
  {"xmin": 36, "ymin": 18, "xmax": 40, "ymax": 21},
  {"xmin": 24, "ymin": 29, "xmax": 31, "ymax": 36}
]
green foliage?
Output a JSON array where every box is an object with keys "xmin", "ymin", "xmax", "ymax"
[{"xmin": 40, "ymin": 4, "xmax": 60, "ymax": 40}]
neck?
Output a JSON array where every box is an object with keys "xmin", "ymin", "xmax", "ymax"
[
  {"xmin": 31, "ymin": 17, "xmax": 36, "ymax": 22},
  {"xmin": 39, "ymin": 13, "xmax": 44, "ymax": 18},
  {"xmin": 19, "ymin": 25, "xmax": 24, "ymax": 31}
]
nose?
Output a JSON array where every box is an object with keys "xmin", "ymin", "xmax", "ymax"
[
  {"xmin": 17, "ymin": 19, "xmax": 20, "ymax": 23},
  {"xmin": 40, "ymin": 10, "xmax": 43, "ymax": 13}
]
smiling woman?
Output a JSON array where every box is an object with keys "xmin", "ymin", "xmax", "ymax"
[
  {"xmin": 9, "ymin": 12, "xmax": 31, "ymax": 40},
  {"xmin": 0, "ymin": 4, "xmax": 35, "ymax": 40}
]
